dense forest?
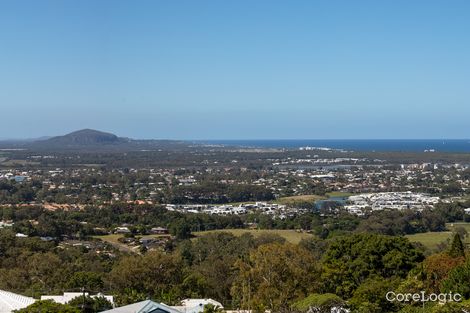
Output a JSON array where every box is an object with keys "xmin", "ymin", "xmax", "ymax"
[{"xmin": 2, "ymin": 228, "xmax": 470, "ymax": 312}]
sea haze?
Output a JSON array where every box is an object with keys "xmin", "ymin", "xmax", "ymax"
[{"xmin": 197, "ymin": 139, "xmax": 470, "ymax": 153}]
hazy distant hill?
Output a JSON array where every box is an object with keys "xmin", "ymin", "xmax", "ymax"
[
  {"xmin": 0, "ymin": 129, "xmax": 190, "ymax": 152},
  {"xmin": 42, "ymin": 129, "xmax": 124, "ymax": 146}
]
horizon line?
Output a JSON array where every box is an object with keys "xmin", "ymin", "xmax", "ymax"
[{"xmin": 1, "ymin": 137, "xmax": 470, "ymax": 141}]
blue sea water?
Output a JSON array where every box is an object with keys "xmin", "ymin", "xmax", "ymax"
[{"xmin": 199, "ymin": 139, "xmax": 470, "ymax": 153}]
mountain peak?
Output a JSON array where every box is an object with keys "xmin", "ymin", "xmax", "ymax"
[{"xmin": 44, "ymin": 129, "xmax": 121, "ymax": 146}]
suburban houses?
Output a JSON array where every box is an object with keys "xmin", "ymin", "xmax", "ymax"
[{"xmin": 0, "ymin": 289, "xmax": 224, "ymax": 313}]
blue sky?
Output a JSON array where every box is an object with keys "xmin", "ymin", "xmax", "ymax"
[{"xmin": 0, "ymin": 0, "xmax": 469, "ymax": 139}]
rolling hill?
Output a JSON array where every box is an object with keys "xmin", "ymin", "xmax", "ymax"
[
  {"xmin": 41, "ymin": 129, "xmax": 125, "ymax": 146},
  {"xmin": 0, "ymin": 129, "xmax": 189, "ymax": 152}
]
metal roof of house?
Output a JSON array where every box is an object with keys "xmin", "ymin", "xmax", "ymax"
[
  {"xmin": 0, "ymin": 290, "xmax": 36, "ymax": 313},
  {"xmin": 100, "ymin": 300, "xmax": 182, "ymax": 313}
]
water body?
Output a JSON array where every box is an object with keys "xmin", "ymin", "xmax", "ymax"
[
  {"xmin": 315, "ymin": 196, "xmax": 348, "ymax": 210},
  {"xmin": 200, "ymin": 139, "xmax": 470, "ymax": 153}
]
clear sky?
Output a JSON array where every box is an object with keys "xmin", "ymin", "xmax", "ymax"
[{"xmin": 0, "ymin": 0, "xmax": 469, "ymax": 139}]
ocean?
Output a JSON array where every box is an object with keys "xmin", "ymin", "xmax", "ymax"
[{"xmin": 198, "ymin": 139, "xmax": 470, "ymax": 153}]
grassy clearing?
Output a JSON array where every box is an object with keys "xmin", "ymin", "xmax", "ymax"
[
  {"xmin": 405, "ymin": 232, "xmax": 452, "ymax": 250},
  {"xmin": 94, "ymin": 234, "xmax": 170, "ymax": 253},
  {"xmin": 275, "ymin": 195, "xmax": 326, "ymax": 205},
  {"xmin": 193, "ymin": 229, "xmax": 314, "ymax": 244},
  {"xmin": 446, "ymin": 222, "xmax": 470, "ymax": 233},
  {"xmin": 95, "ymin": 233, "xmax": 169, "ymax": 242},
  {"xmin": 94, "ymin": 234, "xmax": 123, "ymax": 244},
  {"xmin": 326, "ymin": 192, "xmax": 355, "ymax": 198},
  {"xmin": 209, "ymin": 195, "xmax": 325, "ymax": 207},
  {"xmin": 95, "ymin": 230, "xmax": 313, "ymax": 247},
  {"xmin": 405, "ymin": 222, "xmax": 470, "ymax": 251},
  {"xmin": 94, "ymin": 234, "xmax": 136, "ymax": 253},
  {"xmin": 189, "ymin": 194, "xmax": 328, "ymax": 207},
  {"xmin": 73, "ymin": 163, "xmax": 106, "ymax": 167},
  {"xmin": 456, "ymin": 195, "xmax": 470, "ymax": 202}
]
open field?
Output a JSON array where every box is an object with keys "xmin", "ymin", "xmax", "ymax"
[
  {"xmin": 447, "ymin": 222, "xmax": 470, "ymax": 233},
  {"xmin": 405, "ymin": 232, "xmax": 452, "ymax": 250},
  {"xmin": 95, "ymin": 230, "xmax": 314, "ymax": 249},
  {"xmin": 405, "ymin": 222, "xmax": 470, "ymax": 250},
  {"xmin": 193, "ymin": 229, "xmax": 314, "ymax": 244},
  {"xmin": 72, "ymin": 163, "xmax": 106, "ymax": 167},
  {"xmin": 456, "ymin": 195, "xmax": 470, "ymax": 202},
  {"xmin": 275, "ymin": 194, "xmax": 326, "ymax": 205},
  {"xmin": 210, "ymin": 195, "xmax": 326, "ymax": 207},
  {"xmin": 96, "ymin": 223, "xmax": 470, "ymax": 252},
  {"xmin": 94, "ymin": 234, "xmax": 136, "ymax": 253},
  {"xmin": 187, "ymin": 193, "xmax": 335, "ymax": 207},
  {"xmin": 326, "ymin": 191, "xmax": 355, "ymax": 198},
  {"xmin": 95, "ymin": 233, "xmax": 170, "ymax": 242},
  {"xmin": 94, "ymin": 234, "xmax": 170, "ymax": 253},
  {"xmin": 95, "ymin": 234, "xmax": 125, "ymax": 245}
]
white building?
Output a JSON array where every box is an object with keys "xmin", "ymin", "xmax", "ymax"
[
  {"xmin": 41, "ymin": 292, "xmax": 114, "ymax": 306},
  {"xmin": 0, "ymin": 290, "xmax": 35, "ymax": 313},
  {"xmin": 173, "ymin": 299, "xmax": 223, "ymax": 313},
  {"xmin": 345, "ymin": 192, "xmax": 440, "ymax": 214}
]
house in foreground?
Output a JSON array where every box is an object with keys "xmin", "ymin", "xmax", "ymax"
[
  {"xmin": 0, "ymin": 290, "xmax": 35, "ymax": 313},
  {"xmin": 100, "ymin": 300, "xmax": 181, "ymax": 313},
  {"xmin": 41, "ymin": 292, "xmax": 114, "ymax": 306},
  {"xmin": 0, "ymin": 289, "xmax": 221, "ymax": 313},
  {"xmin": 100, "ymin": 298, "xmax": 223, "ymax": 313}
]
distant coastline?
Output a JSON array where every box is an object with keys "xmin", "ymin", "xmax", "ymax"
[{"xmin": 196, "ymin": 139, "xmax": 470, "ymax": 152}]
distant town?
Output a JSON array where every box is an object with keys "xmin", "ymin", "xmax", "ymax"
[{"xmin": 1, "ymin": 130, "xmax": 470, "ymax": 313}]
